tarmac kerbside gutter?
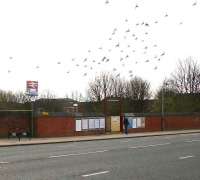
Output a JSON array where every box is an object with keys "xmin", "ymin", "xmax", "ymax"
[{"xmin": 0, "ymin": 129, "xmax": 200, "ymax": 147}]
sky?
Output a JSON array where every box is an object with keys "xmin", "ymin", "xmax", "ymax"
[{"xmin": 0, "ymin": 0, "xmax": 200, "ymax": 98}]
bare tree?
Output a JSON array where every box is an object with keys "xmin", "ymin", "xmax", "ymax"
[
  {"xmin": 15, "ymin": 91, "xmax": 30, "ymax": 103},
  {"xmin": 111, "ymin": 77, "xmax": 126, "ymax": 98},
  {"xmin": 39, "ymin": 90, "xmax": 56, "ymax": 99},
  {"xmin": 87, "ymin": 76, "xmax": 102, "ymax": 101},
  {"xmin": 87, "ymin": 72, "xmax": 151, "ymax": 102},
  {"xmin": 87, "ymin": 72, "xmax": 114, "ymax": 102},
  {"xmin": 125, "ymin": 76, "xmax": 151, "ymax": 100},
  {"xmin": 169, "ymin": 57, "xmax": 200, "ymax": 94},
  {"xmin": 65, "ymin": 91, "xmax": 84, "ymax": 102}
]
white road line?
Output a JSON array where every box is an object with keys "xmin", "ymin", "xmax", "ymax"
[
  {"xmin": 0, "ymin": 162, "xmax": 9, "ymax": 164},
  {"xmin": 179, "ymin": 155, "xmax": 194, "ymax": 160},
  {"xmin": 129, "ymin": 142, "xmax": 171, "ymax": 149},
  {"xmin": 185, "ymin": 139, "xmax": 200, "ymax": 143},
  {"xmin": 82, "ymin": 171, "xmax": 109, "ymax": 177},
  {"xmin": 121, "ymin": 140, "xmax": 129, "ymax": 143},
  {"xmin": 48, "ymin": 150, "xmax": 109, "ymax": 159}
]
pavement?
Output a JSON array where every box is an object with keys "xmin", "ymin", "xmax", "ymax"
[
  {"xmin": 0, "ymin": 132, "xmax": 200, "ymax": 179},
  {"xmin": 0, "ymin": 129, "xmax": 200, "ymax": 147}
]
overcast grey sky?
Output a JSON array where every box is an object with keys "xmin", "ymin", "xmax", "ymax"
[{"xmin": 0, "ymin": 0, "xmax": 200, "ymax": 97}]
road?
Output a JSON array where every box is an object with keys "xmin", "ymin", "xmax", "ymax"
[{"xmin": 0, "ymin": 133, "xmax": 200, "ymax": 180}]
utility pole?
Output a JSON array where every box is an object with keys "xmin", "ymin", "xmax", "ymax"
[
  {"xmin": 31, "ymin": 98, "xmax": 34, "ymax": 137},
  {"xmin": 161, "ymin": 82, "xmax": 168, "ymax": 131},
  {"xmin": 161, "ymin": 86, "xmax": 164, "ymax": 131}
]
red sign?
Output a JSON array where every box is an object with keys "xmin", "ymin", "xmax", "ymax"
[{"xmin": 26, "ymin": 81, "xmax": 38, "ymax": 96}]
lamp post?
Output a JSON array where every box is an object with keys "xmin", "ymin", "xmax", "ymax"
[
  {"xmin": 73, "ymin": 103, "xmax": 78, "ymax": 113},
  {"xmin": 161, "ymin": 83, "xmax": 168, "ymax": 131},
  {"xmin": 161, "ymin": 86, "xmax": 164, "ymax": 131}
]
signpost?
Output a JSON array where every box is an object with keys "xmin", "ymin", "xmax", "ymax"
[{"xmin": 26, "ymin": 81, "xmax": 38, "ymax": 137}]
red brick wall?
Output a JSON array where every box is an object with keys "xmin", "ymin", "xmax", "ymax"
[
  {"xmin": 165, "ymin": 115, "xmax": 200, "ymax": 130},
  {"xmin": 127, "ymin": 115, "xmax": 200, "ymax": 134},
  {"xmin": 36, "ymin": 116, "xmax": 75, "ymax": 137},
  {"xmin": 0, "ymin": 117, "xmax": 30, "ymax": 137}
]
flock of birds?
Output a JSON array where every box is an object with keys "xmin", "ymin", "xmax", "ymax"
[{"xmin": 6, "ymin": 0, "xmax": 199, "ymax": 80}]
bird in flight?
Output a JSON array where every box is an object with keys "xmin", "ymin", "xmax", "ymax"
[
  {"xmin": 102, "ymin": 57, "xmax": 106, "ymax": 61},
  {"xmin": 161, "ymin": 52, "xmax": 165, "ymax": 56},
  {"xmin": 105, "ymin": 0, "xmax": 109, "ymax": 4},
  {"xmin": 115, "ymin": 43, "xmax": 120, "ymax": 47},
  {"xmin": 116, "ymin": 73, "xmax": 120, "ymax": 77},
  {"xmin": 135, "ymin": 4, "xmax": 139, "ymax": 9},
  {"xmin": 192, "ymin": 1, "xmax": 197, "ymax": 6}
]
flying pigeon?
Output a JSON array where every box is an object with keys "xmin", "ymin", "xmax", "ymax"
[
  {"xmin": 115, "ymin": 43, "xmax": 120, "ymax": 47},
  {"xmin": 192, "ymin": 2, "xmax": 197, "ymax": 6},
  {"xmin": 161, "ymin": 52, "xmax": 165, "ymax": 56},
  {"xmin": 105, "ymin": 0, "xmax": 109, "ymax": 4}
]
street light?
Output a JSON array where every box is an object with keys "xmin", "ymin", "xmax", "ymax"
[
  {"xmin": 161, "ymin": 82, "xmax": 168, "ymax": 131},
  {"xmin": 73, "ymin": 103, "xmax": 78, "ymax": 113}
]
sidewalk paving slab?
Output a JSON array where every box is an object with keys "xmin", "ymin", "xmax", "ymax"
[{"xmin": 0, "ymin": 129, "xmax": 200, "ymax": 147}]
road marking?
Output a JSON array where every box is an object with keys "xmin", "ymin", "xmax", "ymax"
[
  {"xmin": 129, "ymin": 142, "xmax": 171, "ymax": 149},
  {"xmin": 0, "ymin": 162, "xmax": 9, "ymax": 164},
  {"xmin": 82, "ymin": 171, "xmax": 109, "ymax": 177},
  {"xmin": 48, "ymin": 150, "xmax": 109, "ymax": 159},
  {"xmin": 121, "ymin": 140, "xmax": 129, "ymax": 143},
  {"xmin": 179, "ymin": 155, "xmax": 194, "ymax": 160},
  {"xmin": 185, "ymin": 139, "xmax": 200, "ymax": 143}
]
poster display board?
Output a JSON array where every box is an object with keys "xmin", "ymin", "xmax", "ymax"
[
  {"xmin": 76, "ymin": 120, "xmax": 82, "ymax": 131},
  {"xmin": 76, "ymin": 117, "xmax": 105, "ymax": 131},
  {"xmin": 94, "ymin": 119, "xmax": 100, "ymax": 129},
  {"xmin": 89, "ymin": 119, "xmax": 95, "ymax": 129},
  {"xmin": 111, "ymin": 116, "xmax": 120, "ymax": 132},
  {"xmin": 125, "ymin": 117, "xmax": 145, "ymax": 129},
  {"xmin": 137, "ymin": 117, "xmax": 142, "ymax": 128},
  {"xmin": 82, "ymin": 119, "xmax": 88, "ymax": 130},
  {"xmin": 132, "ymin": 118, "xmax": 137, "ymax": 128},
  {"xmin": 127, "ymin": 117, "xmax": 133, "ymax": 128},
  {"xmin": 99, "ymin": 118, "xmax": 105, "ymax": 128}
]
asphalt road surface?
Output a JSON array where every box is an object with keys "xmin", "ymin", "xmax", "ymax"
[{"xmin": 0, "ymin": 133, "xmax": 200, "ymax": 180}]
